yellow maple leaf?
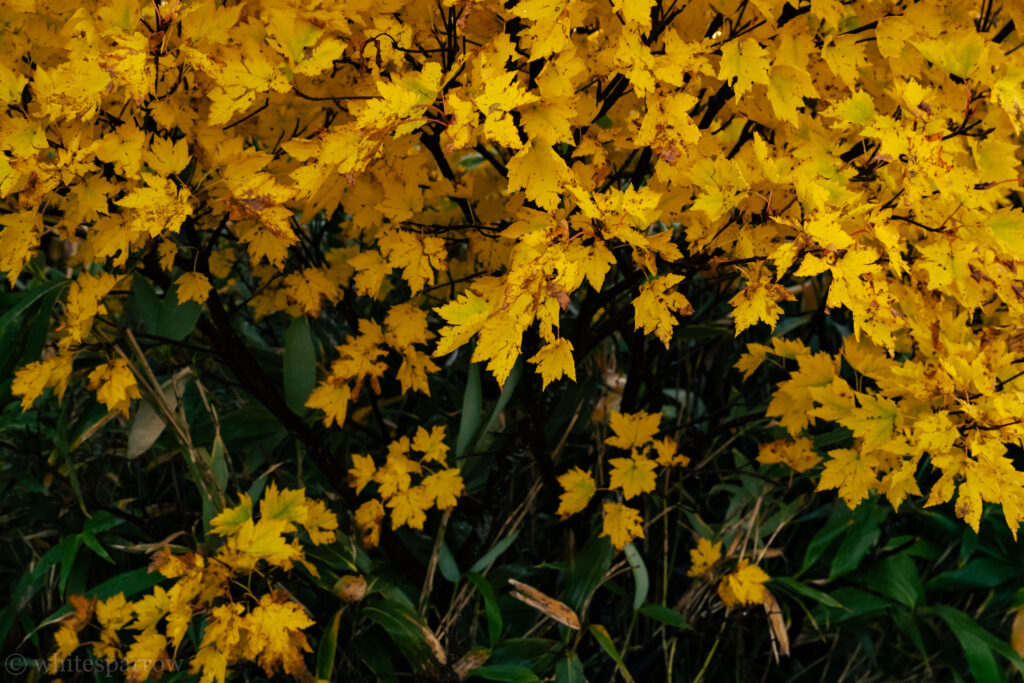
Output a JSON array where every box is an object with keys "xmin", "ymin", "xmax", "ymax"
[
  {"xmin": 387, "ymin": 485, "xmax": 432, "ymax": 530},
  {"xmin": 757, "ymin": 437, "xmax": 821, "ymax": 473},
  {"xmin": 608, "ymin": 455, "xmax": 658, "ymax": 499},
  {"xmin": 259, "ymin": 482, "xmax": 308, "ymax": 531},
  {"xmin": 653, "ymin": 437, "xmax": 689, "ymax": 467},
  {"xmin": 12, "ymin": 354, "xmax": 73, "ymax": 411},
  {"xmin": 385, "ymin": 303, "xmax": 433, "ymax": 349},
  {"xmin": 506, "ymin": 140, "xmax": 571, "ymax": 211},
  {"xmin": 348, "ymin": 454, "xmax": 377, "ymax": 494},
  {"xmin": 176, "ymin": 272, "xmax": 212, "ymax": 306},
  {"xmin": 95, "ymin": 594, "xmax": 133, "ymax": 632},
  {"xmin": 378, "ymin": 229, "xmax": 447, "ymax": 295},
  {"xmin": 528, "ymin": 338, "xmax": 577, "ymax": 389},
  {"xmin": 241, "ymin": 592, "xmax": 314, "ymax": 678},
  {"xmin": 355, "ymin": 499, "xmax": 385, "ymax": 548},
  {"xmin": 605, "ymin": 410, "xmax": 662, "ymax": 451},
  {"xmin": 717, "ymin": 560, "xmax": 770, "ymax": 607},
  {"xmin": 210, "ymin": 493, "xmax": 253, "ymax": 537},
  {"xmin": 0, "ymin": 210, "xmax": 42, "ymax": 284},
  {"xmin": 396, "ymin": 348, "xmax": 439, "ymax": 396},
  {"xmin": 718, "ymin": 38, "xmax": 770, "ymax": 99},
  {"xmin": 62, "ymin": 272, "xmax": 120, "ymax": 347},
  {"xmin": 433, "ymin": 290, "xmax": 492, "ymax": 358},
  {"xmin": 124, "ymin": 628, "xmax": 169, "ymax": 683},
  {"xmin": 301, "ymin": 498, "xmax": 339, "ymax": 545},
  {"xmin": 422, "ymin": 468, "xmax": 465, "ymax": 510},
  {"xmin": 87, "ymin": 359, "xmax": 141, "ymax": 416},
  {"xmin": 471, "ymin": 294, "xmax": 533, "ymax": 386},
  {"xmin": 556, "ymin": 467, "xmax": 596, "ymax": 519},
  {"xmin": 128, "ymin": 586, "xmax": 170, "ymax": 632},
  {"xmin": 687, "ymin": 537, "xmax": 723, "ymax": 578},
  {"xmin": 227, "ymin": 518, "xmax": 302, "ymax": 569},
  {"xmin": 412, "ymin": 425, "xmax": 450, "ymax": 464},
  {"xmin": 601, "ymin": 501, "xmax": 645, "ymax": 550},
  {"xmin": 729, "ymin": 277, "xmax": 796, "ymax": 334},
  {"xmin": 305, "ymin": 381, "xmax": 351, "ymax": 428},
  {"xmin": 48, "ymin": 624, "xmax": 80, "ymax": 673},
  {"xmin": 145, "ymin": 135, "xmax": 190, "ymax": 176},
  {"xmin": 839, "ymin": 393, "xmax": 902, "ymax": 452},
  {"xmin": 817, "ymin": 448, "xmax": 880, "ymax": 507},
  {"xmin": 633, "ymin": 274, "xmax": 693, "ymax": 347},
  {"xmin": 375, "ymin": 451, "xmax": 422, "ymax": 500},
  {"xmin": 767, "ymin": 64, "xmax": 818, "ymax": 125}
]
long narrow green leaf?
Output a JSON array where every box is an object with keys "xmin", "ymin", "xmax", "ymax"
[
  {"xmin": 589, "ymin": 624, "xmax": 634, "ymax": 683},
  {"xmin": 316, "ymin": 608, "xmax": 343, "ymax": 681},
  {"xmin": 555, "ymin": 652, "xmax": 586, "ymax": 683},
  {"xmin": 466, "ymin": 572, "xmax": 503, "ymax": 647},
  {"xmin": 283, "ymin": 316, "xmax": 315, "ymax": 414},
  {"xmin": 623, "ymin": 543, "xmax": 649, "ymax": 610},
  {"xmin": 470, "ymin": 531, "xmax": 519, "ymax": 574},
  {"xmin": 456, "ymin": 362, "xmax": 482, "ymax": 460}
]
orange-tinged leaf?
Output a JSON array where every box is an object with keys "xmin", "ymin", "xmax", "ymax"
[
  {"xmin": 508, "ymin": 578, "xmax": 581, "ymax": 629},
  {"xmin": 355, "ymin": 499, "xmax": 385, "ymax": 548}
]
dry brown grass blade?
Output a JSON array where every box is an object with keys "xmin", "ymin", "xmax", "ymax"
[
  {"xmin": 437, "ymin": 480, "xmax": 542, "ymax": 640},
  {"xmin": 405, "ymin": 614, "xmax": 447, "ymax": 666},
  {"xmin": 420, "ymin": 509, "xmax": 451, "ymax": 614},
  {"xmin": 763, "ymin": 588, "xmax": 790, "ymax": 662},
  {"xmin": 508, "ymin": 578, "xmax": 581, "ymax": 630}
]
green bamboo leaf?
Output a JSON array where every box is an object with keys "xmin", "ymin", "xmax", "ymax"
[
  {"xmin": 284, "ymin": 316, "xmax": 315, "ymax": 414},
  {"xmin": 623, "ymin": 543, "xmax": 649, "ymax": 610},
  {"xmin": 555, "ymin": 652, "xmax": 586, "ymax": 683},
  {"xmin": 466, "ymin": 572, "xmax": 503, "ymax": 647},
  {"xmin": 470, "ymin": 530, "xmax": 519, "ymax": 574},
  {"xmin": 589, "ymin": 624, "xmax": 634, "ymax": 683},
  {"xmin": 316, "ymin": 608, "xmax": 343, "ymax": 681},
  {"xmin": 637, "ymin": 604, "xmax": 691, "ymax": 631},
  {"xmin": 471, "ymin": 664, "xmax": 542, "ymax": 682}
]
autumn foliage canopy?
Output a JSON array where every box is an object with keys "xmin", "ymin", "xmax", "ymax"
[{"xmin": 6, "ymin": 0, "xmax": 1024, "ymax": 680}]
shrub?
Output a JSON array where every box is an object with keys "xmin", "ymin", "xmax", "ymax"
[{"xmin": 4, "ymin": 0, "xmax": 1024, "ymax": 680}]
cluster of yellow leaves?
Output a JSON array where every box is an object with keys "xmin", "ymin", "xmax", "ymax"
[
  {"xmin": 687, "ymin": 538, "xmax": 771, "ymax": 608},
  {"xmin": 556, "ymin": 410, "xmax": 688, "ymax": 549},
  {"xmin": 348, "ymin": 425, "xmax": 464, "ymax": 547},
  {"xmin": 5, "ymin": 0, "xmax": 1024, "ymax": 571},
  {"xmin": 740, "ymin": 318, "xmax": 1024, "ymax": 535},
  {"xmin": 48, "ymin": 483, "xmax": 338, "ymax": 683},
  {"xmin": 306, "ymin": 304, "xmax": 439, "ymax": 429}
]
